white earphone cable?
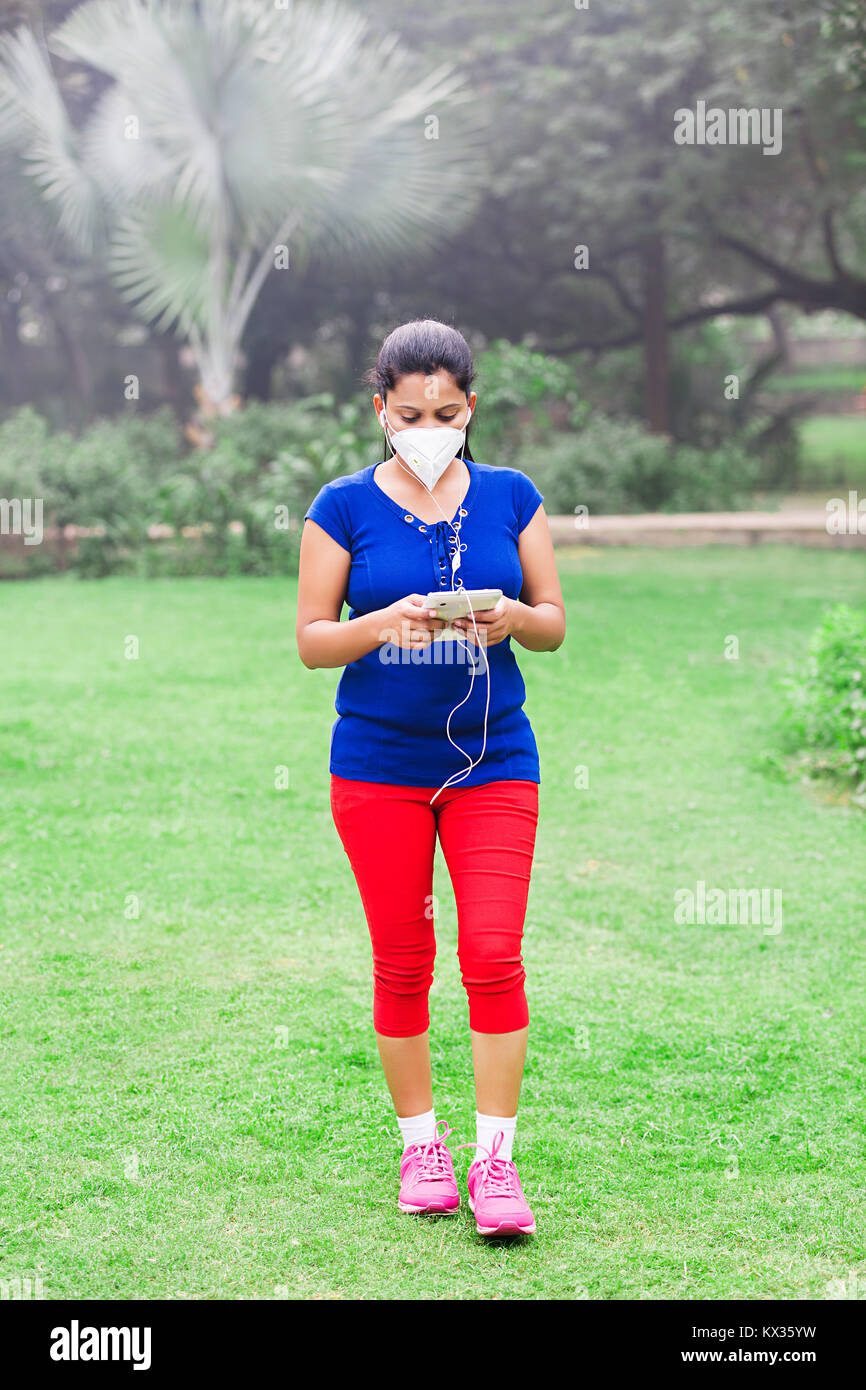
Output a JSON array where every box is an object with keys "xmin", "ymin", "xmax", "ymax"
[{"xmin": 380, "ymin": 411, "xmax": 491, "ymax": 806}]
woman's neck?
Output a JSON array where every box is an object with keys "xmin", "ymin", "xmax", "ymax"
[{"xmin": 379, "ymin": 455, "xmax": 469, "ymax": 509}]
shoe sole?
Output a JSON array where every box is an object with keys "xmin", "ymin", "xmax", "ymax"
[
  {"xmin": 398, "ymin": 1197, "xmax": 459, "ymax": 1214},
  {"xmin": 468, "ymin": 1194, "xmax": 536, "ymax": 1235}
]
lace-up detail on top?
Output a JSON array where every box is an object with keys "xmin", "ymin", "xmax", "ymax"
[
  {"xmin": 405, "ymin": 1121, "xmax": 456, "ymax": 1182},
  {"xmin": 473, "ymin": 1155, "xmax": 518, "ymax": 1196},
  {"xmin": 455, "ymin": 1129, "xmax": 519, "ymax": 1197}
]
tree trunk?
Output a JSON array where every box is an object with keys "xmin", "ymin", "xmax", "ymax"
[
  {"xmin": 766, "ymin": 304, "xmax": 791, "ymax": 366},
  {"xmin": 242, "ymin": 338, "xmax": 280, "ymax": 401},
  {"xmin": 343, "ymin": 299, "xmax": 374, "ymax": 398},
  {"xmin": 0, "ymin": 295, "xmax": 25, "ymax": 405},
  {"xmin": 46, "ymin": 302, "xmax": 93, "ymax": 418},
  {"xmin": 641, "ymin": 230, "xmax": 670, "ymax": 434},
  {"xmin": 195, "ymin": 338, "xmax": 239, "ymax": 416},
  {"xmin": 157, "ymin": 333, "xmax": 188, "ymax": 419}
]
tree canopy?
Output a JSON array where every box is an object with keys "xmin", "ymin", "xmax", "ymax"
[{"xmin": 0, "ymin": 0, "xmax": 863, "ymax": 430}]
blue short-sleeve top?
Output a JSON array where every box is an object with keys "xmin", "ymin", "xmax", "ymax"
[{"xmin": 302, "ymin": 457, "xmax": 544, "ymax": 787}]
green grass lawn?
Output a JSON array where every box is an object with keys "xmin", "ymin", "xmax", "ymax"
[
  {"xmin": 797, "ymin": 415, "xmax": 866, "ymax": 489},
  {"xmin": 1, "ymin": 548, "xmax": 865, "ymax": 1300},
  {"xmin": 764, "ymin": 367, "xmax": 866, "ymax": 395}
]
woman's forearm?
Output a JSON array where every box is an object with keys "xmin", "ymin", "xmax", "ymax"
[
  {"xmin": 300, "ymin": 598, "xmax": 565, "ymax": 666},
  {"xmin": 299, "ymin": 610, "xmax": 388, "ymax": 669},
  {"xmin": 509, "ymin": 600, "xmax": 566, "ymax": 652}
]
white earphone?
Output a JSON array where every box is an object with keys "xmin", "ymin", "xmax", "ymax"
[{"xmin": 378, "ymin": 406, "xmax": 491, "ymax": 806}]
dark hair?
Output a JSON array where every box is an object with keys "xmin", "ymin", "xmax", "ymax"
[{"xmin": 364, "ymin": 318, "xmax": 476, "ymax": 462}]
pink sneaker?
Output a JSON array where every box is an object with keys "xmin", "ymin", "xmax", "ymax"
[
  {"xmin": 454, "ymin": 1130, "xmax": 537, "ymax": 1235},
  {"xmin": 398, "ymin": 1119, "xmax": 460, "ymax": 1215}
]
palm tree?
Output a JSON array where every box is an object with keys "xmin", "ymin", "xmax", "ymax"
[{"xmin": 0, "ymin": 0, "xmax": 484, "ymax": 415}]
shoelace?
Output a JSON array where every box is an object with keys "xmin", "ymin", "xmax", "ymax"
[
  {"xmin": 454, "ymin": 1129, "xmax": 521, "ymax": 1198},
  {"xmin": 407, "ymin": 1120, "xmax": 456, "ymax": 1182}
]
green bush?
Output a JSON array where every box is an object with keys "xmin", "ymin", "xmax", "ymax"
[
  {"xmin": 662, "ymin": 440, "xmax": 759, "ymax": 512},
  {"xmin": 0, "ymin": 385, "xmax": 769, "ymax": 579},
  {"xmin": 469, "ymin": 338, "xmax": 763, "ymax": 510},
  {"xmin": 469, "ymin": 340, "xmax": 584, "ymax": 467},
  {"xmin": 0, "ymin": 400, "xmax": 373, "ymax": 578},
  {"xmin": 158, "ymin": 395, "xmax": 374, "ymax": 576},
  {"xmin": 60, "ymin": 409, "xmax": 185, "ymax": 576},
  {"xmin": 567, "ymin": 324, "xmax": 802, "ymax": 491},
  {"xmin": 207, "ymin": 395, "xmax": 380, "ymax": 467},
  {"xmin": 779, "ymin": 603, "xmax": 866, "ymax": 805},
  {"xmin": 515, "ymin": 414, "xmax": 758, "ymax": 515},
  {"xmin": 0, "ymin": 405, "xmax": 187, "ymax": 577},
  {"xmin": 0, "ymin": 405, "xmax": 67, "ymax": 502}
]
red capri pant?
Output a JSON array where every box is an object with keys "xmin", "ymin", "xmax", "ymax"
[{"xmin": 329, "ymin": 774, "xmax": 539, "ymax": 1038}]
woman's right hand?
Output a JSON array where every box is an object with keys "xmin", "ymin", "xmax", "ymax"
[{"xmin": 372, "ymin": 594, "xmax": 447, "ymax": 650}]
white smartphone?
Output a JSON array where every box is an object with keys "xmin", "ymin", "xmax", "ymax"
[{"xmin": 424, "ymin": 588, "xmax": 502, "ymax": 620}]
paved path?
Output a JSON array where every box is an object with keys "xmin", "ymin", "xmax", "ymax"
[
  {"xmin": 547, "ymin": 507, "xmax": 865, "ymax": 547},
  {"xmin": 5, "ymin": 506, "xmax": 864, "ymax": 559}
]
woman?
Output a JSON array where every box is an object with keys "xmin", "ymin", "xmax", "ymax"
[{"xmin": 296, "ymin": 319, "xmax": 565, "ymax": 1237}]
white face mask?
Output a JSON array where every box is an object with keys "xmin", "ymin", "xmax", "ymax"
[{"xmin": 379, "ymin": 404, "xmax": 472, "ymax": 492}]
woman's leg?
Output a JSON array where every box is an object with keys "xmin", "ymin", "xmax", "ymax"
[
  {"xmin": 329, "ymin": 775, "xmax": 438, "ymax": 1117},
  {"xmin": 374, "ymin": 1032, "xmax": 433, "ymax": 1119},
  {"xmin": 435, "ymin": 779, "xmax": 539, "ymax": 1118},
  {"xmin": 468, "ymin": 1026, "xmax": 529, "ymax": 1117}
]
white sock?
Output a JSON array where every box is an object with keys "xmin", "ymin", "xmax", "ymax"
[
  {"xmin": 397, "ymin": 1107, "xmax": 437, "ymax": 1151},
  {"xmin": 474, "ymin": 1110, "xmax": 517, "ymax": 1164}
]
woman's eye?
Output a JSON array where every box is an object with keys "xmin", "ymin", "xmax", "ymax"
[{"xmin": 399, "ymin": 412, "xmax": 458, "ymax": 423}]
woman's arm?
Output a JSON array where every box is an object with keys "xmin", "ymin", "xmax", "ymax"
[
  {"xmin": 451, "ymin": 505, "xmax": 566, "ymax": 652},
  {"xmin": 295, "ymin": 520, "xmax": 446, "ymax": 669},
  {"xmin": 510, "ymin": 504, "xmax": 567, "ymax": 651},
  {"xmin": 295, "ymin": 521, "xmax": 370, "ymax": 668}
]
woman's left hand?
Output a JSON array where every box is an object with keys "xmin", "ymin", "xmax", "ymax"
[{"xmin": 451, "ymin": 596, "xmax": 517, "ymax": 647}]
